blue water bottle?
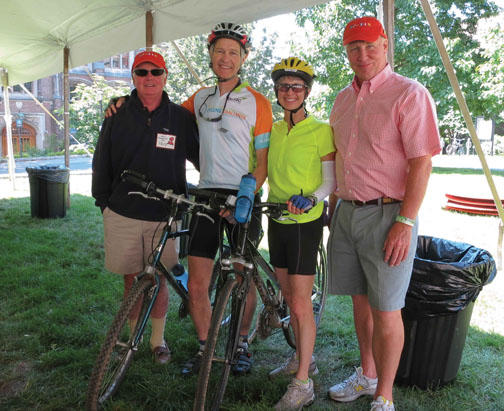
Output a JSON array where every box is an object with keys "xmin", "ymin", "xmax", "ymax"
[
  {"xmin": 234, "ymin": 173, "xmax": 256, "ymax": 224},
  {"xmin": 172, "ymin": 263, "xmax": 188, "ymax": 292}
]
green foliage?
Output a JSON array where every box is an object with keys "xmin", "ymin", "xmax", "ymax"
[
  {"xmin": 295, "ymin": 0, "xmax": 502, "ymax": 142},
  {"xmin": 476, "ymin": 15, "xmax": 504, "ymax": 123},
  {"xmin": 67, "ymin": 75, "xmax": 131, "ymax": 149}
]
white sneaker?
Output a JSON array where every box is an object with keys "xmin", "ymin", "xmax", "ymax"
[
  {"xmin": 370, "ymin": 395, "xmax": 395, "ymax": 411},
  {"xmin": 328, "ymin": 366, "xmax": 377, "ymax": 402},
  {"xmin": 274, "ymin": 378, "xmax": 315, "ymax": 410},
  {"xmin": 269, "ymin": 352, "xmax": 319, "ymax": 379}
]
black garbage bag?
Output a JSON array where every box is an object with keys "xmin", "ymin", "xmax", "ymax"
[
  {"xmin": 26, "ymin": 165, "xmax": 69, "ymax": 218},
  {"xmin": 26, "ymin": 165, "xmax": 70, "ymax": 183},
  {"xmin": 405, "ymin": 236, "xmax": 496, "ymax": 318}
]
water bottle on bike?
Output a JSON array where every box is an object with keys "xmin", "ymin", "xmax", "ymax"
[{"xmin": 234, "ymin": 173, "xmax": 256, "ymax": 224}]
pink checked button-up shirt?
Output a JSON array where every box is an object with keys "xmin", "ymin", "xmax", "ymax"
[{"xmin": 330, "ymin": 64, "xmax": 441, "ymax": 201}]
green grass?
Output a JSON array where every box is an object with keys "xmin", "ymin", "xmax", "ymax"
[{"xmin": 1, "ymin": 194, "xmax": 503, "ymax": 410}]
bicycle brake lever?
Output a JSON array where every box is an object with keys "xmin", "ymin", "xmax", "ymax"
[{"xmin": 128, "ymin": 191, "xmax": 160, "ymax": 201}]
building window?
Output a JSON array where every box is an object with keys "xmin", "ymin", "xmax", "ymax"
[
  {"xmin": 12, "ymin": 82, "xmax": 32, "ymax": 93},
  {"xmin": 111, "ymin": 55, "xmax": 121, "ymax": 69},
  {"xmin": 122, "ymin": 54, "xmax": 129, "ymax": 68}
]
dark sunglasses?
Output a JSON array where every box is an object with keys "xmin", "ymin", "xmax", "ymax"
[
  {"xmin": 276, "ymin": 83, "xmax": 307, "ymax": 93},
  {"xmin": 133, "ymin": 68, "xmax": 165, "ymax": 77}
]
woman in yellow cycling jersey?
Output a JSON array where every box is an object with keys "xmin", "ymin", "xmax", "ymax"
[{"xmin": 266, "ymin": 57, "xmax": 336, "ymax": 410}]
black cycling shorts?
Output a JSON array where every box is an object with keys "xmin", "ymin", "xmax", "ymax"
[
  {"xmin": 268, "ymin": 216, "xmax": 323, "ymax": 275},
  {"xmin": 188, "ymin": 188, "xmax": 262, "ymax": 260}
]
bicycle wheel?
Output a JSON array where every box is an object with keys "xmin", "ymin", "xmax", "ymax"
[
  {"xmin": 281, "ymin": 242, "xmax": 328, "ymax": 347},
  {"xmin": 86, "ymin": 276, "xmax": 154, "ymax": 410},
  {"xmin": 194, "ymin": 276, "xmax": 241, "ymax": 411}
]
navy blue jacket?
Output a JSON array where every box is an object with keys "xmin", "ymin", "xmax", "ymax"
[{"xmin": 92, "ymin": 90, "xmax": 199, "ymax": 221}]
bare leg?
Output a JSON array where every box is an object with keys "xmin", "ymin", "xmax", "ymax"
[
  {"xmin": 371, "ymin": 308, "xmax": 404, "ymax": 402},
  {"xmin": 187, "ymin": 255, "xmax": 214, "ymax": 341},
  {"xmin": 352, "ymin": 294, "xmax": 377, "ymax": 379},
  {"xmin": 289, "ymin": 274, "xmax": 316, "ymax": 381}
]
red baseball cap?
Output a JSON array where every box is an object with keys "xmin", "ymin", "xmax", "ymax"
[
  {"xmin": 343, "ymin": 16, "xmax": 387, "ymax": 46},
  {"xmin": 132, "ymin": 51, "xmax": 167, "ymax": 72}
]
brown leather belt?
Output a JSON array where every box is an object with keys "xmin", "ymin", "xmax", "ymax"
[{"xmin": 345, "ymin": 197, "xmax": 401, "ymax": 207}]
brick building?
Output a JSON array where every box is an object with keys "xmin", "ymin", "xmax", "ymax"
[{"xmin": 0, "ymin": 51, "xmax": 135, "ymax": 157}]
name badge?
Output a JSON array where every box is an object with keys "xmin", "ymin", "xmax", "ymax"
[{"xmin": 156, "ymin": 133, "xmax": 176, "ymax": 150}]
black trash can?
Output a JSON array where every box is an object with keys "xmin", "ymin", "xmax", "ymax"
[
  {"xmin": 396, "ymin": 236, "xmax": 496, "ymax": 389},
  {"xmin": 26, "ymin": 165, "xmax": 70, "ymax": 218}
]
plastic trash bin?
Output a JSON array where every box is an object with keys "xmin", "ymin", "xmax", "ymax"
[
  {"xmin": 396, "ymin": 236, "xmax": 496, "ymax": 389},
  {"xmin": 26, "ymin": 165, "xmax": 69, "ymax": 218}
]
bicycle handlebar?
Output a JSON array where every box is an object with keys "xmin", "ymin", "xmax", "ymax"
[{"xmin": 121, "ymin": 169, "xmax": 289, "ymax": 219}]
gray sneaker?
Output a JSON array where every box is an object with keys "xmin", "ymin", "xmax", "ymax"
[
  {"xmin": 269, "ymin": 352, "xmax": 319, "ymax": 379},
  {"xmin": 274, "ymin": 378, "xmax": 315, "ymax": 410},
  {"xmin": 370, "ymin": 395, "xmax": 395, "ymax": 411},
  {"xmin": 328, "ymin": 366, "xmax": 377, "ymax": 402}
]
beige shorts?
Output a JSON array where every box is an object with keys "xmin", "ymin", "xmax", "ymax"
[{"xmin": 103, "ymin": 207, "xmax": 178, "ymax": 275}]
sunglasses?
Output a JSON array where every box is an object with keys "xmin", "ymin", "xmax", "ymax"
[
  {"xmin": 276, "ymin": 83, "xmax": 307, "ymax": 93},
  {"xmin": 133, "ymin": 68, "xmax": 165, "ymax": 77}
]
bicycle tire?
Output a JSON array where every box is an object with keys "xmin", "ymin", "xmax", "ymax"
[
  {"xmin": 281, "ymin": 242, "xmax": 328, "ymax": 347},
  {"xmin": 193, "ymin": 276, "xmax": 240, "ymax": 411},
  {"xmin": 86, "ymin": 276, "xmax": 154, "ymax": 410}
]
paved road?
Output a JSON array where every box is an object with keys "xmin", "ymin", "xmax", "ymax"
[{"xmin": 0, "ymin": 155, "xmax": 92, "ymax": 175}]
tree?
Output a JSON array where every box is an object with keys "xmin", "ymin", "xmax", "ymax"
[
  {"xmin": 476, "ymin": 14, "xmax": 504, "ymax": 124},
  {"xmin": 67, "ymin": 75, "xmax": 130, "ymax": 148},
  {"xmin": 295, "ymin": 0, "xmax": 501, "ymax": 143}
]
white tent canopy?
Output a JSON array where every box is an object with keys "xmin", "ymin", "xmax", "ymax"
[{"xmin": 0, "ymin": 0, "xmax": 327, "ymax": 86}]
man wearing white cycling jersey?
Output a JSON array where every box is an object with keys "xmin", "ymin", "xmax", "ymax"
[{"xmin": 180, "ymin": 23, "xmax": 272, "ymax": 377}]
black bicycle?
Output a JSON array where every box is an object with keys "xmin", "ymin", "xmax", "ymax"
[
  {"xmin": 193, "ymin": 200, "xmax": 328, "ymax": 411},
  {"xmin": 86, "ymin": 170, "xmax": 224, "ymax": 410}
]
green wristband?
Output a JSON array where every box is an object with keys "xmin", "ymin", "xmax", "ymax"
[{"xmin": 395, "ymin": 215, "xmax": 415, "ymax": 227}]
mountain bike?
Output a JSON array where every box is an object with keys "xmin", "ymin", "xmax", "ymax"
[
  {"xmin": 193, "ymin": 201, "xmax": 328, "ymax": 411},
  {"xmin": 86, "ymin": 170, "xmax": 226, "ymax": 410}
]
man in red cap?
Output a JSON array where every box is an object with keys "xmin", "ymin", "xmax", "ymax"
[
  {"xmin": 92, "ymin": 50, "xmax": 199, "ymax": 365},
  {"xmin": 326, "ymin": 16, "xmax": 441, "ymax": 410}
]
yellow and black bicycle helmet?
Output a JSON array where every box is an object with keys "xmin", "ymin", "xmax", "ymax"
[{"xmin": 271, "ymin": 57, "xmax": 316, "ymax": 88}]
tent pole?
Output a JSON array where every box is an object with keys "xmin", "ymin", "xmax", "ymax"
[
  {"xmin": 146, "ymin": 11, "xmax": 153, "ymax": 50},
  {"xmin": 419, "ymin": 0, "xmax": 504, "ymax": 266},
  {"xmin": 1, "ymin": 68, "xmax": 16, "ymax": 190},
  {"xmin": 64, "ymin": 47, "xmax": 71, "ymax": 207},
  {"xmin": 382, "ymin": 0, "xmax": 395, "ymax": 70}
]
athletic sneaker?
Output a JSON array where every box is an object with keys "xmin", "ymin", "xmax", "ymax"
[
  {"xmin": 232, "ymin": 345, "xmax": 253, "ymax": 375},
  {"xmin": 370, "ymin": 395, "xmax": 395, "ymax": 411},
  {"xmin": 274, "ymin": 378, "xmax": 315, "ymax": 410},
  {"xmin": 328, "ymin": 366, "xmax": 377, "ymax": 402},
  {"xmin": 269, "ymin": 351, "xmax": 319, "ymax": 379}
]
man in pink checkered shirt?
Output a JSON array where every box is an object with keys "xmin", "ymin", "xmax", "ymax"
[{"xmin": 326, "ymin": 16, "xmax": 441, "ymax": 411}]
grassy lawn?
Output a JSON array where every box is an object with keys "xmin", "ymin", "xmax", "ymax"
[{"xmin": 1, "ymin": 172, "xmax": 503, "ymax": 410}]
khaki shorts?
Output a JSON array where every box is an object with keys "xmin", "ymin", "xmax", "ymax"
[
  {"xmin": 327, "ymin": 200, "xmax": 418, "ymax": 311},
  {"xmin": 103, "ymin": 207, "xmax": 178, "ymax": 275}
]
